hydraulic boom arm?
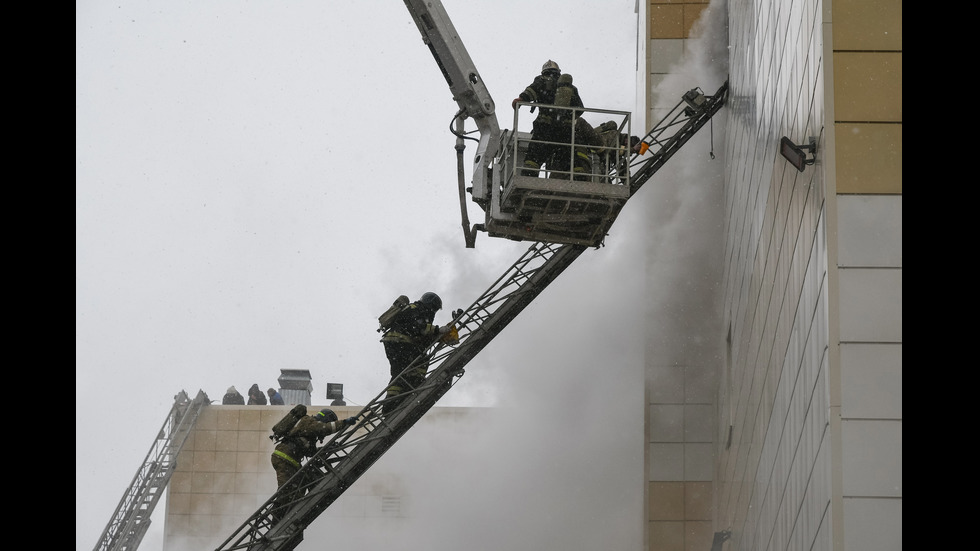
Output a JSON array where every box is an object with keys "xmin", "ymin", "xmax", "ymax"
[{"xmin": 403, "ymin": 0, "xmax": 501, "ymax": 245}]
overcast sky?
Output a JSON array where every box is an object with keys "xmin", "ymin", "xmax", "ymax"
[{"xmin": 77, "ymin": 1, "xmax": 728, "ymax": 549}]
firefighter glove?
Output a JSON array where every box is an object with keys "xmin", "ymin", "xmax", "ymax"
[
  {"xmin": 437, "ymin": 325, "xmax": 452, "ymax": 335},
  {"xmin": 452, "ymin": 308, "xmax": 464, "ymax": 319},
  {"xmin": 512, "ymin": 98, "xmax": 521, "ymax": 110},
  {"xmin": 344, "ymin": 416, "xmax": 357, "ymax": 426}
]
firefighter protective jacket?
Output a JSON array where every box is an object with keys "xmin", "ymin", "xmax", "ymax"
[
  {"xmin": 273, "ymin": 416, "xmax": 346, "ymax": 466},
  {"xmin": 380, "ymin": 302, "xmax": 440, "ymax": 346}
]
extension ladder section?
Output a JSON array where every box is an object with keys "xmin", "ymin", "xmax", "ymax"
[
  {"xmin": 212, "ymin": 81, "xmax": 728, "ymax": 551},
  {"xmin": 93, "ymin": 389, "xmax": 211, "ymax": 551},
  {"xmin": 215, "ymin": 241, "xmax": 584, "ymax": 551},
  {"xmin": 628, "ymin": 81, "xmax": 729, "ymax": 195}
]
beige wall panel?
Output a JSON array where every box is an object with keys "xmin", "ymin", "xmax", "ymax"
[
  {"xmin": 191, "ymin": 450, "xmax": 215, "ymax": 472},
  {"xmin": 233, "ymin": 471, "xmax": 259, "ymax": 494},
  {"xmin": 215, "ymin": 430, "xmax": 237, "ymax": 451},
  {"xmin": 170, "ymin": 471, "xmax": 191, "ymax": 493},
  {"xmin": 238, "ymin": 409, "xmax": 261, "ymax": 430},
  {"xmin": 685, "ymin": 521, "xmax": 714, "ymax": 551},
  {"xmin": 650, "ymin": 5, "xmax": 685, "ymax": 39},
  {"xmin": 235, "ymin": 451, "xmax": 262, "ymax": 473},
  {"xmin": 684, "ymin": 481, "xmax": 712, "ymax": 519},
  {"xmin": 836, "ymin": 123, "xmax": 902, "ymax": 194},
  {"xmin": 843, "ymin": 498, "xmax": 903, "ymax": 549},
  {"xmin": 649, "ymin": 520, "xmax": 685, "ymax": 551},
  {"xmin": 215, "ymin": 409, "xmax": 240, "ymax": 430},
  {"xmin": 213, "ymin": 451, "xmax": 237, "ymax": 472},
  {"xmin": 189, "ymin": 492, "xmax": 213, "ymax": 515},
  {"xmin": 649, "ymin": 39, "xmax": 686, "ymax": 73},
  {"xmin": 213, "ymin": 471, "xmax": 236, "ymax": 494},
  {"xmin": 649, "ymin": 481, "xmax": 686, "ymax": 520},
  {"xmin": 195, "ymin": 407, "xmax": 218, "ymax": 430},
  {"xmin": 650, "ymin": 2, "xmax": 710, "ymax": 39},
  {"xmin": 260, "ymin": 408, "xmax": 285, "ymax": 427},
  {"xmin": 834, "ymin": 0, "xmax": 902, "ymax": 50},
  {"xmin": 167, "ymin": 491, "xmax": 190, "ymax": 514},
  {"xmin": 190, "ymin": 470, "xmax": 213, "ymax": 493},
  {"xmin": 194, "ymin": 429, "xmax": 217, "ymax": 451},
  {"xmin": 239, "ymin": 430, "xmax": 267, "ymax": 452},
  {"xmin": 841, "ymin": 419, "xmax": 903, "ymax": 496},
  {"xmin": 833, "ymin": 52, "xmax": 902, "ymax": 122},
  {"xmin": 213, "ymin": 494, "xmax": 234, "ymax": 517},
  {"xmin": 189, "ymin": 514, "xmax": 209, "ymax": 536},
  {"xmin": 683, "ymin": 4, "xmax": 709, "ymax": 37}
]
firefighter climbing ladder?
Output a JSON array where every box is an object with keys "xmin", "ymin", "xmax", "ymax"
[
  {"xmin": 93, "ymin": 389, "xmax": 211, "ymax": 551},
  {"xmin": 213, "ymin": 80, "xmax": 729, "ymax": 551}
]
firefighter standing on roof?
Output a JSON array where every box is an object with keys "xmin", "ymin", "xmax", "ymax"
[
  {"xmin": 380, "ymin": 292, "xmax": 452, "ymax": 415},
  {"xmin": 270, "ymin": 408, "xmax": 355, "ymax": 521}
]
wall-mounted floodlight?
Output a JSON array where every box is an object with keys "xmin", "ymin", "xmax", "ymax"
[
  {"xmin": 326, "ymin": 383, "xmax": 346, "ymax": 406},
  {"xmin": 780, "ymin": 136, "xmax": 817, "ymax": 172}
]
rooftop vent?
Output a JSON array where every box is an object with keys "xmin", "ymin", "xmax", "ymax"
[{"xmin": 277, "ymin": 369, "xmax": 313, "ymax": 406}]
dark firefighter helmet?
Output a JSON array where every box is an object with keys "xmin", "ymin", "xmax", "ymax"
[
  {"xmin": 419, "ymin": 292, "xmax": 443, "ymax": 312},
  {"xmin": 542, "ymin": 60, "xmax": 561, "ymax": 75},
  {"xmin": 316, "ymin": 409, "xmax": 338, "ymax": 423}
]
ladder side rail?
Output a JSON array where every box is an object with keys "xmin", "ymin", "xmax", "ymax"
[
  {"xmin": 163, "ymin": 390, "xmax": 209, "ymax": 469},
  {"xmin": 639, "ymin": 104, "xmax": 695, "ymax": 152},
  {"xmin": 113, "ymin": 469, "xmax": 159, "ymax": 551},
  {"xmin": 214, "ymin": 242, "xmax": 585, "ymax": 551},
  {"xmin": 124, "ymin": 391, "xmax": 210, "ymax": 550},
  {"xmin": 94, "ymin": 393, "xmax": 188, "ymax": 551},
  {"xmin": 116, "ymin": 523, "xmax": 151, "ymax": 551},
  {"xmin": 107, "ymin": 452, "xmax": 167, "ymax": 551},
  {"xmin": 94, "ymin": 390, "xmax": 210, "ymax": 551},
  {"xmin": 627, "ymin": 80, "xmax": 729, "ymax": 196}
]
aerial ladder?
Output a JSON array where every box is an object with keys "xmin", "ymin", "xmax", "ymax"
[
  {"xmin": 213, "ymin": 2, "xmax": 727, "ymax": 549},
  {"xmin": 93, "ymin": 389, "xmax": 211, "ymax": 551}
]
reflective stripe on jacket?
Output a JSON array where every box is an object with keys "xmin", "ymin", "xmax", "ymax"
[
  {"xmin": 273, "ymin": 449, "xmax": 301, "ymax": 468},
  {"xmin": 273, "ymin": 416, "xmax": 346, "ymax": 463}
]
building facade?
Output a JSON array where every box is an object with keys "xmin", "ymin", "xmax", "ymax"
[{"xmin": 639, "ymin": 0, "xmax": 901, "ymax": 549}]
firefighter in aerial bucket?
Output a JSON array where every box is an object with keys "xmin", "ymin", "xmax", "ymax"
[
  {"xmin": 512, "ymin": 60, "xmax": 588, "ymax": 178},
  {"xmin": 549, "ymin": 72, "xmax": 599, "ymax": 180}
]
